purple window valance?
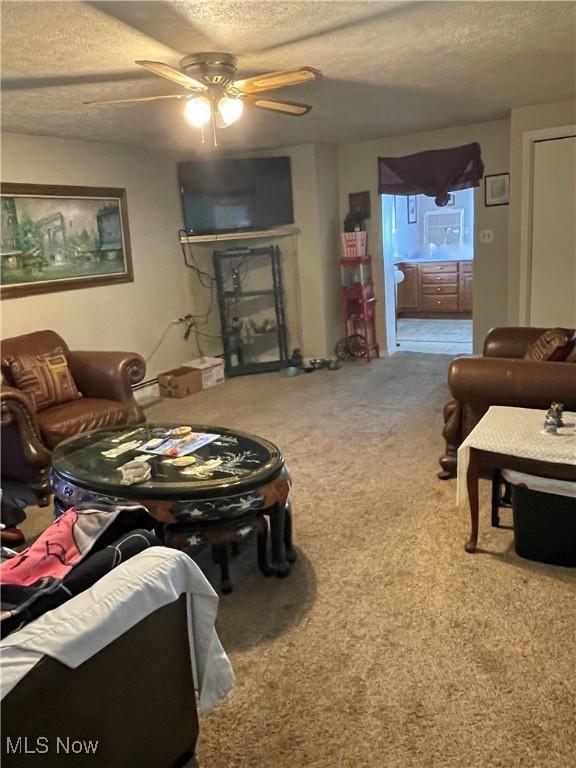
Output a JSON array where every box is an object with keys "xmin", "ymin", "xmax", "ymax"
[{"xmin": 378, "ymin": 142, "xmax": 484, "ymax": 206}]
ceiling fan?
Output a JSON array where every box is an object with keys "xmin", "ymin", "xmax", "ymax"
[{"xmin": 85, "ymin": 53, "xmax": 322, "ymax": 145}]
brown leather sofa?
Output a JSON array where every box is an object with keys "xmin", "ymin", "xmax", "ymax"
[
  {"xmin": 2, "ymin": 595, "xmax": 199, "ymax": 768},
  {"xmin": 1, "ymin": 330, "xmax": 146, "ymax": 502},
  {"xmin": 439, "ymin": 326, "xmax": 576, "ymax": 478}
]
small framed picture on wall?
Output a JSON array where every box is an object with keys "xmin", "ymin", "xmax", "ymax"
[
  {"xmin": 348, "ymin": 190, "xmax": 371, "ymax": 219},
  {"xmin": 485, "ymin": 173, "xmax": 510, "ymax": 206},
  {"xmin": 407, "ymin": 195, "xmax": 417, "ymax": 224}
]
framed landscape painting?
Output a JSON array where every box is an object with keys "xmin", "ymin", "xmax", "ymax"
[{"xmin": 0, "ymin": 184, "xmax": 133, "ymax": 299}]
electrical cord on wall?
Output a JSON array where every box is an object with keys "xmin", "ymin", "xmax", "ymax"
[
  {"xmin": 145, "ymin": 320, "xmax": 180, "ymax": 364},
  {"xmin": 178, "ymin": 228, "xmax": 219, "ymax": 334},
  {"xmin": 179, "ymin": 229, "xmax": 216, "ymax": 287},
  {"xmin": 145, "ymin": 226, "xmax": 229, "ymax": 364},
  {"xmin": 181, "ymin": 314, "xmax": 225, "ymax": 358},
  {"xmin": 145, "ymin": 317, "xmax": 224, "ymax": 365}
]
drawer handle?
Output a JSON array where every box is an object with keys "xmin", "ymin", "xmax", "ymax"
[
  {"xmin": 436, "ymin": 277, "xmax": 442, "ymax": 280},
  {"xmin": 436, "ymin": 300, "xmax": 442, "ymax": 304},
  {"xmin": 437, "ymin": 287, "xmax": 441, "ymax": 292}
]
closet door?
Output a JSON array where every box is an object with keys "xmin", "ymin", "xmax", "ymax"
[{"xmin": 529, "ymin": 135, "xmax": 576, "ymax": 327}]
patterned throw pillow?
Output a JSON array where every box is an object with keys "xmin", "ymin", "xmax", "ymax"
[
  {"xmin": 564, "ymin": 332, "xmax": 576, "ymax": 362},
  {"xmin": 7, "ymin": 347, "xmax": 83, "ymax": 411},
  {"xmin": 524, "ymin": 328, "xmax": 575, "ymax": 362},
  {"xmin": 565, "ymin": 348, "xmax": 576, "ymax": 362}
]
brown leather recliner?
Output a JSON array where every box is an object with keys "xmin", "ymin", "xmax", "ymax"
[
  {"xmin": 439, "ymin": 326, "xmax": 576, "ymax": 478},
  {"xmin": 1, "ymin": 330, "xmax": 146, "ymax": 502}
]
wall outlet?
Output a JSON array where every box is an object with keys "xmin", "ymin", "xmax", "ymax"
[{"xmin": 479, "ymin": 229, "xmax": 494, "ymax": 244}]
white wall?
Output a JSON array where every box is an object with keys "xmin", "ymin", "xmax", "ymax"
[
  {"xmin": 286, "ymin": 143, "xmax": 341, "ymax": 357},
  {"xmin": 337, "ymin": 119, "xmax": 510, "ymax": 352},
  {"xmin": 507, "ymin": 99, "xmax": 576, "ymax": 324},
  {"xmin": 314, "ymin": 144, "xmax": 342, "ymax": 355},
  {"xmin": 282, "ymin": 143, "xmax": 330, "ymax": 357},
  {"xmin": 1, "ymin": 133, "xmax": 195, "ymax": 379}
]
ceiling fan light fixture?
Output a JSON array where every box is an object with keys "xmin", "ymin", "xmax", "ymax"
[
  {"xmin": 184, "ymin": 96, "xmax": 211, "ymax": 127},
  {"xmin": 87, "ymin": 54, "xmax": 320, "ymax": 145},
  {"xmin": 217, "ymin": 96, "xmax": 244, "ymax": 126}
]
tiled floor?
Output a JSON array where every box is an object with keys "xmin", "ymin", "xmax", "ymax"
[{"xmin": 395, "ymin": 318, "xmax": 473, "ymax": 354}]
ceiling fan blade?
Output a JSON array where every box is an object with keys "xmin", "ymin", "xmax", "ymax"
[
  {"xmin": 246, "ymin": 97, "xmax": 312, "ymax": 117},
  {"xmin": 135, "ymin": 60, "xmax": 207, "ymax": 91},
  {"xmin": 84, "ymin": 94, "xmax": 187, "ymax": 106},
  {"xmin": 234, "ymin": 66, "xmax": 321, "ymax": 95}
]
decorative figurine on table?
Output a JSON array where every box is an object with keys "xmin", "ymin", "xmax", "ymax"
[{"xmin": 544, "ymin": 401, "xmax": 564, "ymax": 433}]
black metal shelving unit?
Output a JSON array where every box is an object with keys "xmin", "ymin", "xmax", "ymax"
[{"xmin": 213, "ymin": 245, "xmax": 289, "ymax": 377}]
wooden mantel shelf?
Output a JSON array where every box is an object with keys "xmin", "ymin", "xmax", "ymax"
[{"xmin": 179, "ymin": 225, "xmax": 300, "ymax": 244}]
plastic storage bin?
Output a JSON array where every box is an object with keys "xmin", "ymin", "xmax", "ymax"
[{"xmin": 512, "ymin": 485, "xmax": 576, "ymax": 566}]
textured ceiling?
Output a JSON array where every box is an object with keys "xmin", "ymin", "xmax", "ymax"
[{"xmin": 1, "ymin": 1, "xmax": 575, "ymax": 154}]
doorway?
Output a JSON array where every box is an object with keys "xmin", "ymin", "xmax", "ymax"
[{"xmin": 382, "ymin": 190, "xmax": 474, "ymax": 354}]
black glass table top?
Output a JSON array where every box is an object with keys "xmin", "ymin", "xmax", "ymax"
[{"xmin": 51, "ymin": 423, "xmax": 283, "ymax": 500}]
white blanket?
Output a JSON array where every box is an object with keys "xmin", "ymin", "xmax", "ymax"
[{"xmin": 0, "ymin": 547, "xmax": 234, "ymax": 713}]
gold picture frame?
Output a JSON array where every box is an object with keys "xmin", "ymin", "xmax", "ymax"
[{"xmin": 1, "ymin": 183, "xmax": 133, "ymax": 299}]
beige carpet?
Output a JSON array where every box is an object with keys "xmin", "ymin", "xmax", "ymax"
[
  {"xmin": 146, "ymin": 354, "xmax": 576, "ymax": 768},
  {"xmin": 22, "ymin": 353, "xmax": 576, "ymax": 767}
]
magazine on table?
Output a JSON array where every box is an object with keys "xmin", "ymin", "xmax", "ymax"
[{"xmin": 138, "ymin": 432, "xmax": 220, "ymax": 457}]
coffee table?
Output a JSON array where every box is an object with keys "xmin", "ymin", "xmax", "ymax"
[{"xmin": 51, "ymin": 423, "xmax": 296, "ymax": 590}]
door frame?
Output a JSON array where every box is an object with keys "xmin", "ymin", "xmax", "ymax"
[
  {"xmin": 518, "ymin": 124, "xmax": 576, "ymax": 324},
  {"xmin": 381, "ymin": 194, "xmax": 400, "ymax": 354}
]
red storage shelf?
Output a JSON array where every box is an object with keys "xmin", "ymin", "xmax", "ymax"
[
  {"xmin": 338, "ymin": 254, "xmax": 379, "ymax": 362},
  {"xmin": 339, "ymin": 256, "xmax": 372, "ymax": 267},
  {"xmin": 342, "ymin": 284, "xmax": 374, "ymax": 302}
]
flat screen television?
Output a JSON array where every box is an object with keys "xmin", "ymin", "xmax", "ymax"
[{"xmin": 178, "ymin": 157, "xmax": 294, "ymax": 235}]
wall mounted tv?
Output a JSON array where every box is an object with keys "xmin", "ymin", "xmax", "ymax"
[{"xmin": 179, "ymin": 157, "xmax": 294, "ymax": 235}]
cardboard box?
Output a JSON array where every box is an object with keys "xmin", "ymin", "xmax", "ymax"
[
  {"xmin": 158, "ymin": 366, "xmax": 202, "ymax": 399},
  {"xmin": 186, "ymin": 357, "xmax": 225, "ymax": 389}
]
